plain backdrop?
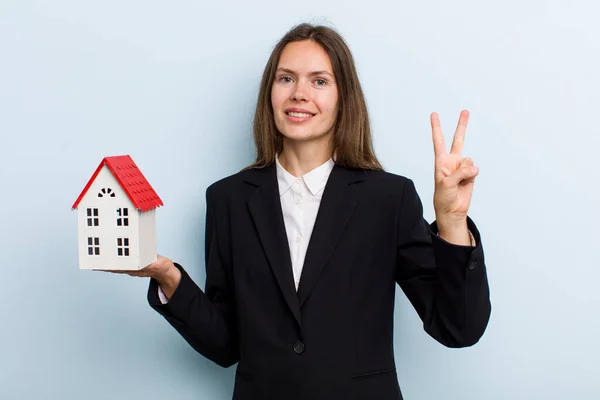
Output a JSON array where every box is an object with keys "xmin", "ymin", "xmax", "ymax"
[{"xmin": 1, "ymin": 1, "xmax": 598, "ymax": 399}]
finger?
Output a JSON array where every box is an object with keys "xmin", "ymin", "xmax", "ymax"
[
  {"xmin": 436, "ymin": 157, "xmax": 472, "ymax": 179},
  {"xmin": 97, "ymin": 269, "xmax": 147, "ymax": 276},
  {"xmin": 431, "ymin": 112, "xmax": 446, "ymax": 158},
  {"xmin": 450, "ymin": 110, "xmax": 470, "ymax": 156},
  {"xmin": 97, "ymin": 269, "xmax": 130, "ymax": 273},
  {"xmin": 444, "ymin": 163, "xmax": 479, "ymax": 187},
  {"xmin": 125, "ymin": 271, "xmax": 149, "ymax": 277},
  {"xmin": 462, "ymin": 176, "xmax": 476, "ymax": 185},
  {"xmin": 460, "ymin": 157, "xmax": 473, "ymax": 167}
]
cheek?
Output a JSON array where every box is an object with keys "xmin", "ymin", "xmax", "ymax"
[
  {"xmin": 317, "ymin": 93, "xmax": 339, "ymax": 119},
  {"xmin": 271, "ymin": 86, "xmax": 287, "ymax": 112}
]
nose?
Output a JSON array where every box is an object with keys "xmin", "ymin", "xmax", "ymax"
[
  {"xmin": 290, "ymin": 82, "xmax": 309, "ymax": 102},
  {"xmin": 291, "ymin": 90, "xmax": 308, "ymax": 102}
]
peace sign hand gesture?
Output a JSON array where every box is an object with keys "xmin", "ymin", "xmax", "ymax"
[{"xmin": 431, "ymin": 110, "xmax": 479, "ymax": 236}]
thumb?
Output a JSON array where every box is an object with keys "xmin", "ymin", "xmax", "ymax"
[{"xmin": 445, "ymin": 164, "xmax": 479, "ymax": 187}]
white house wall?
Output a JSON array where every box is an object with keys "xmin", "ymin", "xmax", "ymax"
[
  {"xmin": 138, "ymin": 209, "xmax": 157, "ymax": 269},
  {"xmin": 76, "ymin": 165, "xmax": 140, "ymax": 270}
]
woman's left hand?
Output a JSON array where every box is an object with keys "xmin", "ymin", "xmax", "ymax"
[{"xmin": 431, "ymin": 110, "xmax": 479, "ymax": 226}]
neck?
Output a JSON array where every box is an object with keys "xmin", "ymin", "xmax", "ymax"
[{"xmin": 279, "ymin": 137, "xmax": 332, "ymax": 177}]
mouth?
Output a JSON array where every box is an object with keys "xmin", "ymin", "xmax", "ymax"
[
  {"xmin": 286, "ymin": 111, "xmax": 314, "ymax": 117},
  {"xmin": 284, "ymin": 109, "xmax": 316, "ymax": 122}
]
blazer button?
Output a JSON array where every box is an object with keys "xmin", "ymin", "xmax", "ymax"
[
  {"xmin": 468, "ymin": 261, "xmax": 477, "ymax": 270},
  {"xmin": 293, "ymin": 341, "xmax": 305, "ymax": 355}
]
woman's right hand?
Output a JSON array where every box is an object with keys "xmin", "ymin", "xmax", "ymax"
[{"xmin": 102, "ymin": 254, "xmax": 182, "ymax": 299}]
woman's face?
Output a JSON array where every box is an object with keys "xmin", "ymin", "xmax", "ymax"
[{"xmin": 271, "ymin": 40, "xmax": 339, "ymax": 145}]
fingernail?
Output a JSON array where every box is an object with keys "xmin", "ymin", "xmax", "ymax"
[{"xmin": 472, "ymin": 166, "xmax": 479, "ymax": 173}]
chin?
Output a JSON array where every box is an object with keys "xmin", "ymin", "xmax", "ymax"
[
  {"xmin": 279, "ymin": 126, "xmax": 331, "ymax": 142},
  {"xmin": 281, "ymin": 131, "xmax": 322, "ymax": 143}
]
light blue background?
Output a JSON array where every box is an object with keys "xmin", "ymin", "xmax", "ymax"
[{"xmin": 1, "ymin": 1, "xmax": 598, "ymax": 399}]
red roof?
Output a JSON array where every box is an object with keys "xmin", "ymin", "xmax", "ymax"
[{"xmin": 72, "ymin": 155, "xmax": 164, "ymax": 212}]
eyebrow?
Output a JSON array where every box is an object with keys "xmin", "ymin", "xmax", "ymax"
[{"xmin": 276, "ymin": 68, "xmax": 334, "ymax": 78}]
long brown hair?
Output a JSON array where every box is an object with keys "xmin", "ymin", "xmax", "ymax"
[{"xmin": 243, "ymin": 23, "xmax": 383, "ymax": 171}]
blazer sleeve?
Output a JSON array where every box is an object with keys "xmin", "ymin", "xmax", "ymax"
[
  {"xmin": 395, "ymin": 178, "xmax": 491, "ymax": 348},
  {"xmin": 147, "ymin": 185, "xmax": 239, "ymax": 368}
]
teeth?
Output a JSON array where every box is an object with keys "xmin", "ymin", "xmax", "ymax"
[{"xmin": 287, "ymin": 112, "xmax": 313, "ymax": 118}]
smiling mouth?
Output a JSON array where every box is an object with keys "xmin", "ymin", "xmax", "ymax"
[{"xmin": 285, "ymin": 111, "xmax": 315, "ymax": 118}]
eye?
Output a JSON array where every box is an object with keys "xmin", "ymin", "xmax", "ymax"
[
  {"xmin": 279, "ymin": 76, "xmax": 293, "ymax": 83},
  {"xmin": 315, "ymin": 78, "xmax": 329, "ymax": 87}
]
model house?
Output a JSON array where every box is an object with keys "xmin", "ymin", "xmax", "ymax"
[{"xmin": 72, "ymin": 155, "xmax": 163, "ymax": 270}]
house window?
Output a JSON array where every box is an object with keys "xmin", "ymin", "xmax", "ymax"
[
  {"xmin": 87, "ymin": 237, "xmax": 100, "ymax": 256},
  {"xmin": 86, "ymin": 208, "xmax": 99, "ymax": 227},
  {"xmin": 116, "ymin": 208, "xmax": 129, "ymax": 226},
  {"xmin": 98, "ymin": 188, "xmax": 115, "ymax": 198},
  {"xmin": 117, "ymin": 238, "xmax": 130, "ymax": 256}
]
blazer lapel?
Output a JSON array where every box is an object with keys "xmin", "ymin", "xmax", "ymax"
[
  {"xmin": 245, "ymin": 164, "xmax": 302, "ymax": 328},
  {"xmin": 245, "ymin": 163, "xmax": 365, "ymax": 322},
  {"xmin": 297, "ymin": 164, "xmax": 364, "ymax": 308}
]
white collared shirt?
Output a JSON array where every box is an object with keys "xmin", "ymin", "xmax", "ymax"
[{"xmin": 275, "ymin": 154, "xmax": 335, "ymax": 291}]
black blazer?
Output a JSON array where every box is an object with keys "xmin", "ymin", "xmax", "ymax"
[{"xmin": 148, "ymin": 162, "xmax": 491, "ymax": 400}]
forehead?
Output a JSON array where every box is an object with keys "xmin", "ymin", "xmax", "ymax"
[{"xmin": 277, "ymin": 40, "xmax": 333, "ymax": 73}]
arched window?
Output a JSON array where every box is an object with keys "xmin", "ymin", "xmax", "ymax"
[{"xmin": 98, "ymin": 188, "xmax": 116, "ymax": 198}]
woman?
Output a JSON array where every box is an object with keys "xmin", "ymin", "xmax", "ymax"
[{"xmin": 118, "ymin": 23, "xmax": 491, "ymax": 400}]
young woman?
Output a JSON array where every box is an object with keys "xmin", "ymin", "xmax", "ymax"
[{"xmin": 117, "ymin": 23, "xmax": 491, "ymax": 400}]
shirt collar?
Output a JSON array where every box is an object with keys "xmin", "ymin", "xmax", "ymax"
[{"xmin": 275, "ymin": 153, "xmax": 335, "ymax": 196}]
